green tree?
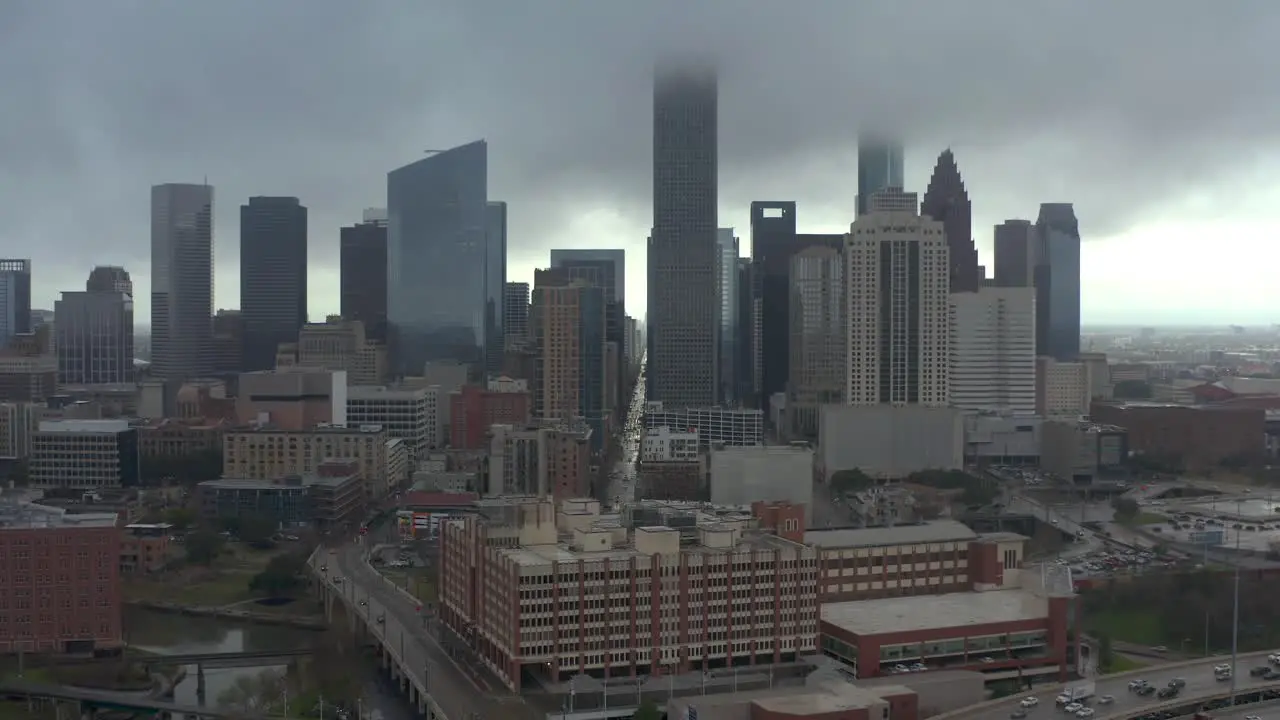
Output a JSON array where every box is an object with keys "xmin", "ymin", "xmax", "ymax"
[
  {"xmin": 829, "ymin": 469, "xmax": 874, "ymax": 495},
  {"xmin": 249, "ymin": 552, "xmax": 307, "ymax": 597},
  {"xmin": 238, "ymin": 515, "xmax": 278, "ymax": 549},
  {"xmin": 215, "ymin": 668, "xmax": 286, "ymax": 714},
  {"xmin": 1096, "ymin": 634, "xmax": 1115, "ymax": 673},
  {"xmin": 163, "ymin": 507, "xmax": 196, "ymax": 532},
  {"xmin": 632, "ymin": 699, "xmax": 662, "ymax": 720},
  {"xmin": 1111, "ymin": 497, "xmax": 1140, "ymax": 522},
  {"xmin": 185, "ymin": 529, "xmax": 225, "ymax": 565}
]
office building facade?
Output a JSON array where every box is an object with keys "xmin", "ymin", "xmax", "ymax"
[
  {"xmin": 648, "ymin": 65, "xmax": 718, "ymax": 409},
  {"xmin": 387, "ymin": 141, "xmax": 489, "ymax": 375},
  {"xmin": 788, "ymin": 246, "xmax": 845, "ymax": 439},
  {"xmin": 503, "ymin": 282, "xmax": 530, "ymax": 349},
  {"xmin": 485, "ymin": 201, "xmax": 508, "ymax": 373},
  {"xmin": 0, "ymin": 259, "xmax": 32, "ymax": 349},
  {"xmin": 86, "ymin": 266, "xmax": 133, "ymax": 296},
  {"xmin": 240, "ymin": 196, "xmax": 308, "ymax": 372},
  {"xmin": 30, "ymin": 419, "xmax": 141, "ymax": 489},
  {"xmin": 1034, "ymin": 204, "xmax": 1082, "ymax": 361},
  {"xmin": 339, "ymin": 214, "xmax": 389, "ymax": 344},
  {"xmin": 949, "ymin": 287, "xmax": 1036, "ymax": 414},
  {"xmin": 531, "ymin": 269, "xmax": 606, "ymax": 449},
  {"xmin": 845, "ymin": 189, "xmax": 950, "ymax": 407},
  {"xmin": 151, "ymin": 183, "xmax": 214, "ymax": 382},
  {"xmin": 54, "ymin": 282, "xmax": 134, "ymax": 386},
  {"xmin": 993, "ymin": 220, "xmax": 1036, "ymax": 288},
  {"xmin": 920, "ymin": 149, "xmax": 980, "ymax": 293}
]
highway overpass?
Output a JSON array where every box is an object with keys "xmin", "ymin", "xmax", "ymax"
[
  {"xmin": 932, "ymin": 651, "xmax": 1280, "ymax": 720},
  {"xmin": 0, "ymin": 678, "xmax": 275, "ymax": 718}
]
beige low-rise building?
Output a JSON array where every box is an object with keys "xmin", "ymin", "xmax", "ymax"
[
  {"xmin": 223, "ymin": 423, "xmax": 408, "ymax": 498},
  {"xmin": 276, "ymin": 316, "xmax": 387, "ymax": 385}
]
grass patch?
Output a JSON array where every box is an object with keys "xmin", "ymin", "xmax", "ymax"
[
  {"xmin": 1103, "ymin": 655, "xmax": 1146, "ymax": 674},
  {"xmin": 122, "ymin": 544, "xmax": 295, "ymax": 607},
  {"xmin": 1084, "ymin": 609, "xmax": 1166, "ymax": 646}
]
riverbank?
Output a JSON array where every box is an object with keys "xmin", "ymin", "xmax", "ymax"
[{"xmin": 127, "ymin": 600, "xmax": 326, "ymax": 630}]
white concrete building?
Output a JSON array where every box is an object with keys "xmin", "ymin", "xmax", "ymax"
[
  {"xmin": 346, "ymin": 385, "xmax": 441, "ymax": 458},
  {"xmin": 818, "ymin": 405, "xmax": 964, "ymax": 480},
  {"xmin": 30, "ymin": 419, "xmax": 139, "ymax": 489},
  {"xmin": 845, "ymin": 189, "xmax": 950, "ymax": 407},
  {"xmin": 708, "ymin": 445, "xmax": 815, "ymax": 520},
  {"xmin": 1036, "ymin": 358, "xmax": 1091, "ymax": 418},
  {"xmin": 641, "ymin": 402, "xmax": 763, "ymax": 447},
  {"xmin": 949, "ymin": 287, "xmax": 1036, "ymax": 414},
  {"xmin": 640, "ymin": 426, "xmax": 699, "ymax": 462}
]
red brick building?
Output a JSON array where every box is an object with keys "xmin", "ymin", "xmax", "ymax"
[
  {"xmin": 449, "ymin": 379, "xmax": 531, "ymax": 449},
  {"xmin": 1090, "ymin": 401, "xmax": 1265, "ymax": 468},
  {"xmin": 0, "ymin": 505, "xmax": 123, "ymax": 653}
]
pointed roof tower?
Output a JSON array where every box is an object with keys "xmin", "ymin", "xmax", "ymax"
[{"xmin": 921, "ymin": 149, "xmax": 980, "ymax": 293}]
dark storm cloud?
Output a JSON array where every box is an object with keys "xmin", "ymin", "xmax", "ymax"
[{"xmin": 1, "ymin": 0, "xmax": 1277, "ymax": 309}]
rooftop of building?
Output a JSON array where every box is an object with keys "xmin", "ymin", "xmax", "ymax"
[
  {"xmin": 37, "ymin": 418, "xmax": 133, "ymax": 433},
  {"xmin": 402, "ymin": 490, "xmax": 479, "ymax": 508},
  {"xmin": 821, "ymin": 588, "xmax": 1049, "ymax": 636},
  {"xmin": 199, "ymin": 471, "xmax": 357, "ymax": 491},
  {"xmin": 0, "ymin": 499, "xmax": 119, "ymax": 530},
  {"xmin": 805, "ymin": 520, "xmax": 978, "ymax": 549},
  {"xmin": 348, "ymin": 384, "xmax": 438, "ymax": 398},
  {"xmin": 139, "ymin": 417, "xmax": 228, "ymax": 431},
  {"xmin": 670, "ymin": 678, "xmax": 911, "ymax": 717},
  {"xmin": 226, "ymin": 422, "xmax": 386, "ymax": 435},
  {"xmin": 709, "ymin": 442, "xmax": 812, "ymax": 455},
  {"xmin": 1094, "ymin": 401, "xmax": 1251, "ymax": 412}
]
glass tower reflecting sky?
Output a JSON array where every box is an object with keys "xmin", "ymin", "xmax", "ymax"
[
  {"xmin": 387, "ymin": 140, "xmax": 488, "ymax": 375},
  {"xmin": 856, "ymin": 137, "xmax": 905, "ymax": 216}
]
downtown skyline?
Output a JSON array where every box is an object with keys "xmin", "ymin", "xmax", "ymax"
[{"xmin": 3, "ymin": 2, "xmax": 1278, "ymax": 326}]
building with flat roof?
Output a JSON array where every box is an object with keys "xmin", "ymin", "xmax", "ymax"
[
  {"xmin": 438, "ymin": 496, "xmax": 820, "ymax": 692},
  {"xmin": 347, "ymin": 384, "xmax": 441, "ymax": 459},
  {"xmin": 1039, "ymin": 420, "xmax": 1127, "ymax": 484},
  {"xmin": 708, "ymin": 444, "xmax": 814, "ymax": 522},
  {"xmin": 449, "ymin": 377, "xmax": 532, "ymax": 450},
  {"xmin": 236, "ymin": 368, "xmax": 347, "ymax": 430},
  {"xmin": 640, "ymin": 426, "xmax": 699, "ymax": 463},
  {"xmin": 642, "ymin": 402, "xmax": 763, "ymax": 448},
  {"xmin": 197, "ymin": 459, "xmax": 364, "ymax": 530},
  {"xmin": 0, "ymin": 499, "xmax": 123, "ymax": 653},
  {"xmin": 1090, "ymin": 401, "xmax": 1263, "ymax": 469},
  {"xmin": 30, "ymin": 419, "xmax": 141, "ymax": 490},
  {"xmin": 819, "ymin": 570, "xmax": 1075, "ymax": 682},
  {"xmin": 222, "ymin": 423, "xmax": 407, "ymax": 499}
]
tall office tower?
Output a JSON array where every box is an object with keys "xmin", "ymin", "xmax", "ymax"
[
  {"xmin": 340, "ymin": 211, "xmax": 389, "ymax": 343},
  {"xmin": 55, "ymin": 267, "xmax": 135, "ymax": 385},
  {"xmin": 240, "ymin": 196, "xmax": 308, "ymax": 372},
  {"xmin": 0, "ymin": 259, "xmax": 32, "ymax": 348},
  {"xmin": 949, "ymin": 287, "xmax": 1036, "ymax": 414},
  {"xmin": 921, "ymin": 149, "xmax": 980, "ymax": 293},
  {"xmin": 86, "ymin": 266, "xmax": 133, "ymax": 296},
  {"xmin": 715, "ymin": 229, "xmax": 739, "ymax": 405},
  {"xmin": 485, "ymin": 202, "xmax": 508, "ymax": 374},
  {"xmin": 734, "ymin": 257, "xmax": 757, "ymax": 406},
  {"xmin": 845, "ymin": 188, "xmax": 950, "ymax": 406},
  {"xmin": 1034, "ymin": 203, "xmax": 1082, "ymax": 361},
  {"xmin": 549, "ymin": 249, "xmax": 626, "ymax": 405},
  {"xmin": 749, "ymin": 202, "xmax": 796, "ymax": 411},
  {"xmin": 387, "ymin": 141, "xmax": 488, "ymax": 376},
  {"xmin": 531, "ymin": 268, "xmax": 606, "ymax": 450},
  {"xmin": 503, "ymin": 282, "xmax": 530, "ymax": 348},
  {"xmin": 993, "ymin": 219, "xmax": 1036, "ymax": 288},
  {"xmin": 855, "ymin": 136, "xmax": 905, "ymax": 216},
  {"xmin": 151, "ymin": 183, "xmax": 214, "ymax": 383},
  {"xmin": 648, "ymin": 63, "xmax": 718, "ymax": 409},
  {"xmin": 787, "ymin": 246, "xmax": 844, "ymax": 439}
]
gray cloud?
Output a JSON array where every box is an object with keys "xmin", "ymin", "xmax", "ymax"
[{"xmin": 1, "ymin": 0, "xmax": 1277, "ymax": 314}]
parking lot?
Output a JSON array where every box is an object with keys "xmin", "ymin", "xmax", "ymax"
[
  {"xmin": 1057, "ymin": 545, "xmax": 1181, "ymax": 579},
  {"xmin": 1136, "ymin": 495, "xmax": 1280, "ymax": 553}
]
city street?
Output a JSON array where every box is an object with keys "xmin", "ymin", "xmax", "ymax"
[
  {"xmin": 315, "ymin": 546, "xmax": 544, "ymax": 720},
  {"xmin": 943, "ymin": 652, "xmax": 1280, "ymax": 720}
]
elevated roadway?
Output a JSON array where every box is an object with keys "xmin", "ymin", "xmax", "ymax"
[
  {"xmin": 932, "ymin": 652, "xmax": 1280, "ymax": 720},
  {"xmin": 0, "ymin": 678, "xmax": 273, "ymax": 718}
]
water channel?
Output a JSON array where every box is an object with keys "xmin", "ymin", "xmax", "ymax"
[{"xmin": 124, "ymin": 607, "xmax": 415, "ymax": 719}]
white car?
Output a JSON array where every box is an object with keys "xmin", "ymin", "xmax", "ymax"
[
  {"xmin": 1244, "ymin": 715, "xmax": 1261, "ymax": 720},
  {"xmin": 1097, "ymin": 696, "xmax": 1114, "ymax": 705},
  {"xmin": 1065, "ymin": 703, "xmax": 1083, "ymax": 714},
  {"xmin": 1021, "ymin": 697, "xmax": 1039, "ymax": 708},
  {"xmin": 1128, "ymin": 679, "xmax": 1147, "ymax": 690},
  {"xmin": 1214, "ymin": 663, "xmax": 1230, "ymax": 673},
  {"xmin": 1076, "ymin": 710, "xmax": 1094, "ymax": 719}
]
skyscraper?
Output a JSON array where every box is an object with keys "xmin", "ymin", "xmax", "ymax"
[
  {"xmin": 485, "ymin": 201, "xmax": 508, "ymax": 373},
  {"xmin": 151, "ymin": 183, "xmax": 214, "ymax": 382},
  {"xmin": 387, "ymin": 140, "xmax": 488, "ymax": 375},
  {"xmin": 949, "ymin": 287, "xmax": 1036, "ymax": 414},
  {"xmin": 648, "ymin": 63, "xmax": 718, "ymax": 409},
  {"xmin": 240, "ymin": 196, "xmax": 308, "ymax": 372},
  {"xmin": 531, "ymin": 268, "xmax": 606, "ymax": 451},
  {"xmin": 715, "ymin": 229, "xmax": 739, "ymax": 405},
  {"xmin": 856, "ymin": 137, "xmax": 905, "ymax": 216},
  {"xmin": 921, "ymin": 149, "xmax": 980, "ymax": 293},
  {"xmin": 749, "ymin": 201, "xmax": 796, "ymax": 411},
  {"xmin": 55, "ymin": 267, "xmax": 135, "ymax": 385},
  {"xmin": 340, "ymin": 210, "xmax": 389, "ymax": 344},
  {"xmin": 503, "ymin": 282, "xmax": 530, "ymax": 349},
  {"xmin": 1034, "ymin": 203, "xmax": 1082, "ymax": 361},
  {"xmin": 993, "ymin": 219, "xmax": 1036, "ymax": 288},
  {"xmin": 549, "ymin": 249, "xmax": 626, "ymax": 406},
  {"xmin": 788, "ymin": 245, "xmax": 844, "ymax": 438},
  {"xmin": 0, "ymin": 259, "xmax": 31, "ymax": 349},
  {"xmin": 845, "ymin": 188, "xmax": 950, "ymax": 406}
]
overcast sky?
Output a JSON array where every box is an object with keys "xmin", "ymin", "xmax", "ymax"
[{"xmin": 2, "ymin": 0, "xmax": 1278, "ymax": 326}]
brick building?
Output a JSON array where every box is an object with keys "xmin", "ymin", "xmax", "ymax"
[
  {"xmin": 450, "ymin": 377, "xmax": 532, "ymax": 450},
  {"xmin": 0, "ymin": 500, "xmax": 123, "ymax": 653},
  {"xmin": 1089, "ymin": 401, "xmax": 1265, "ymax": 468}
]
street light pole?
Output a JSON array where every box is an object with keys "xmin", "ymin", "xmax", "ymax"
[{"xmin": 1229, "ymin": 500, "xmax": 1242, "ymax": 704}]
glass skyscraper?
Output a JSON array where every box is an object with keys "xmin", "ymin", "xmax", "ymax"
[
  {"xmin": 387, "ymin": 141, "xmax": 488, "ymax": 375},
  {"xmin": 1034, "ymin": 203, "xmax": 1082, "ymax": 361},
  {"xmin": 856, "ymin": 138, "xmax": 905, "ymax": 216}
]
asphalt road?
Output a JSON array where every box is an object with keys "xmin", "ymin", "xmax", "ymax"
[
  {"xmin": 314, "ymin": 546, "xmax": 543, "ymax": 720},
  {"xmin": 947, "ymin": 652, "xmax": 1280, "ymax": 720}
]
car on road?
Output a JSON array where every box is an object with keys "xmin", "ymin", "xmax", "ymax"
[
  {"xmin": 1064, "ymin": 703, "xmax": 1082, "ymax": 714},
  {"xmin": 1128, "ymin": 679, "xmax": 1149, "ymax": 691},
  {"xmin": 1097, "ymin": 695, "xmax": 1114, "ymax": 705},
  {"xmin": 1075, "ymin": 709, "xmax": 1094, "ymax": 719},
  {"xmin": 1021, "ymin": 697, "xmax": 1038, "ymax": 708},
  {"xmin": 1010, "ymin": 710, "xmax": 1027, "ymax": 719}
]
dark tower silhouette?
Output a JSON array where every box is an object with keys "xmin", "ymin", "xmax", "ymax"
[{"xmin": 921, "ymin": 149, "xmax": 980, "ymax": 293}]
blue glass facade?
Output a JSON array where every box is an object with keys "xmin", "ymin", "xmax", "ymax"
[
  {"xmin": 387, "ymin": 141, "xmax": 488, "ymax": 375},
  {"xmin": 485, "ymin": 201, "xmax": 507, "ymax": 373},
  {"xmin": 856, "ymin": 139, "xmax": 905, "ymax": 216},
  {"xmin": 1035, "ymin": 203, "xmax": 1082, "ymax": 360},
  {"xmin": 579, "ymin": 284, "xmax": 606, "ymax": 452}
]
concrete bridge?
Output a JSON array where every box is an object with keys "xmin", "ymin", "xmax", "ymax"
[{"xmin": 0, "ymin": 678, "xmax": 280, "ymax": 719}]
